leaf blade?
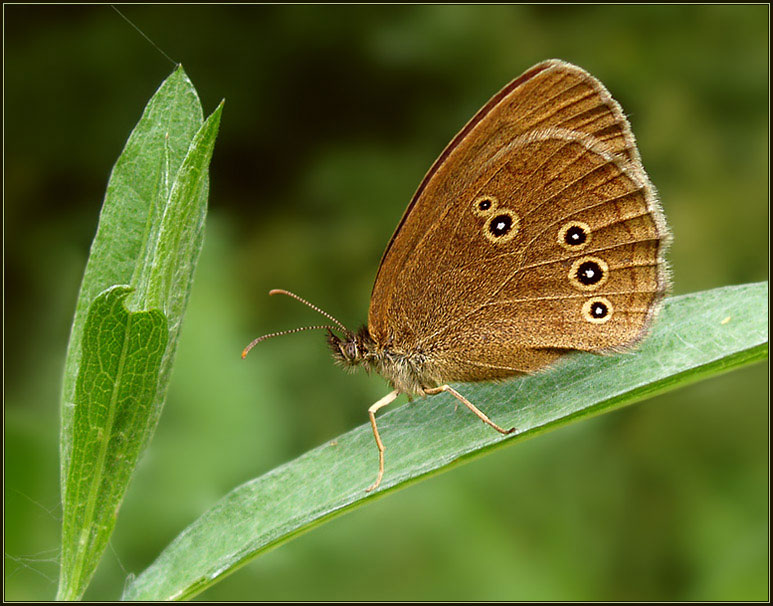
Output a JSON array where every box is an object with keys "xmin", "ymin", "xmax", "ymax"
[
  {"xmin": 57, "ymin": 67, "xmax": 223, "ymax": 600},
  {"xmin": 59, "ymin": 286, "xmax": 168, "ymax": 601},
  {"xmin": 135, "ymin": 99, "xmax": 224, "ymax": 452},
  {"xmin": 60, "ymin": 65, "xmax": 203, "ymax": 489},
  {"xmin": 122, "ymin": 281, "xmax": 768, "ymax": 601}
]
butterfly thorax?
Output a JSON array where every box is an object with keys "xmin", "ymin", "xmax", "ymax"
[{"xmin": 327, "ymin": 327, "xmax": 438, "ymax": 395}]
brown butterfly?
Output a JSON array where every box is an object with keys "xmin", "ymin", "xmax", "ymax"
[{"xmin": 244, "ymin": 59, "xmax": 671, "ymax": 492}]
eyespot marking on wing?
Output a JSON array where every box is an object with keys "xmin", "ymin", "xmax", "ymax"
[
  {"xmin": 484, "ymin": 210, "xmax": 520, "ymax": 244},
  {"xmin": 582, "ymin": 296, "xmax": 613, "ymax": 323},
  {"xmin": 569, "ymin": 255, "xmax": 608, "ymax": 290}
]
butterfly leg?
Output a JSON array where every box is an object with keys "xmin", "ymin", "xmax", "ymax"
[
  {"xmin": 366, "ymin": 389, "xmax": 400, "ymax": 493},
  {"xmin": 424, "ymin": 385, "xmax": 516, "ymax": 435}
]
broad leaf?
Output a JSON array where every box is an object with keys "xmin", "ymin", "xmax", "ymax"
[{"xmin": 123, "ymin": 281, "xmax": 768, "ymax": 601}]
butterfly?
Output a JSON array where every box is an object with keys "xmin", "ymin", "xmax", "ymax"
[{"xmin": 244, "ymin": 59, "xmax": 671, "ymax": 492}]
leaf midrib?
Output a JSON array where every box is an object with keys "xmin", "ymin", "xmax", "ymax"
[{"xmin": 70, "ymin": 310, "xmax": 134, "ymax": 593}]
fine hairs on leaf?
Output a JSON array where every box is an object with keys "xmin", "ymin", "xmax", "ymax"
[{"xmin": 123, "ymin": 282, "xmax": 767, "ymax": 601}]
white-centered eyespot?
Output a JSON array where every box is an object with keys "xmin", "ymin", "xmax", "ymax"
[
  {"xmin": 582, "ymin": 296, "xmax": 613, "ymax": 324},
  {"xmin": 558, "ymin": 220, "xmax": 592, "ymax": 251},
  {"xmin": 472, "ymin": 195, "xmax": 499, "ymax": 216},
  {"xmin": 483, "ymin": 210, "xmax": 520, "ymax": 244},
  {"xmin": 568, "ymin": 255, "xmax": 609, "ymax": 291}
]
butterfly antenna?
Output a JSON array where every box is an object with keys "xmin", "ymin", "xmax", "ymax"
[
  {"xmin": 242, "ymin": 325, "xmax": 339, "ymax": 359},
  {"xmin": 268, "ymin": 289, "xmax": 350, "ymax": 333}
]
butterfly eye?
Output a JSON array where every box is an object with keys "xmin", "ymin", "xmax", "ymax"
[
  {"xmin": 569, "ymin": 256, "xmax": 609, "ymax": 290},
  {"xmin": 472, "ymin": 195, "xmax": 498, "ymax": 216},
  {"xmin": 558, "ymin": 221, "xmax": 591, "ymax": 250},
  {"xmin": 483, "ymin": 210, "xmax": 519, "ymax": 243},
  {"xmin": 582, "ymin": 297, "xmax": 613, "ymax": 324}
]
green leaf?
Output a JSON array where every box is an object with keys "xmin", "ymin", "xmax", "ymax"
[
  {"xmin": 59, "ymin": 286, "xmax": 167, "ymax": 601},
  {"xmin": 122, "ymin": 282, "xmax": 768, "ymax": 601},
  {"xmin": 60, "ymin": 66, "xmax": 203, "ymax": 490},
  {"xmin": 57, "ymin": 66, "xmax": 224, "ymax": 600}
]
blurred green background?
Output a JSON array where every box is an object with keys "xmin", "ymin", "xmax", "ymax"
[{"xmin": 4, "ymin": 4, "xmax": 768, "ymax": 601}]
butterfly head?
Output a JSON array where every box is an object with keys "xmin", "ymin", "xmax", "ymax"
[{"xmin": 327, "ymin": 326, "xmax": 374, "ymax": 369}]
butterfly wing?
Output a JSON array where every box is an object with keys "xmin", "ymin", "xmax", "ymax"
[{"xmin": 368, "ymin": 60, "xmax": 670, "ymax": 383}]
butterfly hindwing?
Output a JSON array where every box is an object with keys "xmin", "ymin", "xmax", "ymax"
[{"xmin": 368, "ymin": 61, "xmax": 669, "ymax": 381}]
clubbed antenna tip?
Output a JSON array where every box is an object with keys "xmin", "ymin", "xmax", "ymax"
[{"xmin": 241, "ymin": 325, "xmax": 338, "ymax": 359}]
